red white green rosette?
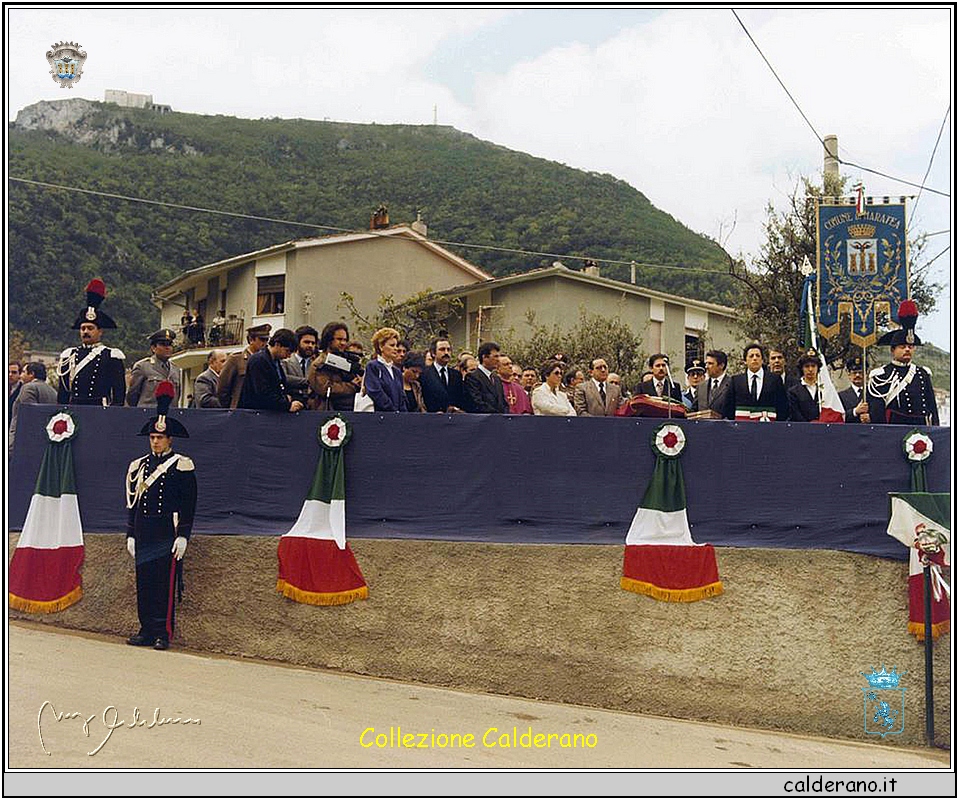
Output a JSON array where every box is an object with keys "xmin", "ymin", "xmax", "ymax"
[
  {"xmin": 903, "ymin": 430, "xmax": 933, "ymax": 462},
  {"xmin": 45, "ymin": 412, "xmax": 76, "ymax": 443},
  {"xmin": 652, "ymin": 423, "xmax": 686, "ymax": 458},
  {"xmin": 319, "ymin": 416, "xmax": 351, "ymax": 449}
]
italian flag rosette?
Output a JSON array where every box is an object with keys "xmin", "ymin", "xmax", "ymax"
[
  {"xmin": 277, "ymin": 417, "xmax": 368, "ymax": 605},
  {"xmin": 9, "ymin": 412, "xmax": 85, "ymax": 612},
  {"xmin": 620, "ymin": 423, "xmax": 723, "ymax": 602}
]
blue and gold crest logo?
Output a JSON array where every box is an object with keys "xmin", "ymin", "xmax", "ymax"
[
  {"xmin": 46, "ymin": 41, "xmax": 87, "ymax": 89},
  {"xmin": 816, "ymin": 196, "xmax": 908, "ymax": 347},
  {"xmin": 860, "ymin": 666, "xmax": 906, "ymax": 737}
]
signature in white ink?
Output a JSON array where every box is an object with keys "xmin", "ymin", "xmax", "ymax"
[{"xmin": 38, "ymin": 701, "xmax": 200, "ymax": 756}]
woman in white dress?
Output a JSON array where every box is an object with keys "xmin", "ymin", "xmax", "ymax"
[{"xmin": 532, "ymin": 360, "xmax": 577, "ymax": 416}]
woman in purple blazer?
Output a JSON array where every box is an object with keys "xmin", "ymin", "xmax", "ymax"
[{"xmin": 363, "ymin": 327, "xmax": 407, "ymax": 412}]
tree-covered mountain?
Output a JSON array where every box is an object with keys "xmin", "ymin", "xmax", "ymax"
[{"xmin": 9, "ymin": 99, "xmax": 734, "ymax": 357}]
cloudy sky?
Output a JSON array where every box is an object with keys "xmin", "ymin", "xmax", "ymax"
[{"xmin": 6, "ymin": 6, "xmax": 953, "ymax": 348}]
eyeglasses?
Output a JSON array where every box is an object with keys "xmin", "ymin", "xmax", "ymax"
[
  {"xmin": 594, "ymin": 364, "xmax": 608, "ymax": 370},
  {"xmin": 551, "ymin": 369, "xmax": 563, "ymax": 375}
]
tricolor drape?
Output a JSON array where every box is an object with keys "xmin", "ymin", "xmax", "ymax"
[
  {"xmin": 9, "ymin": 412, "xmax": 84, "ymax": 613},
  {"xmin": 887, "ymin": 430, "xmax": 950, "ymax": 641},
  {"xmin": 887, "ymin": 492, "xmax": 950, "ymax": 641},
  {"xmin": 276, "ymin": 417, "xmax": 368, "ymax": 606},
  {"xmin": 620, "ymin": 423, "xmax": 723, "ymax": 602}
]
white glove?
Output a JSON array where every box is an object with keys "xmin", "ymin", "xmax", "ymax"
[
  {"xmin": 127, "ymin": 538, "xmax": 135, "ymax": 558},
  {"xmin": 172, "ymin": 536, "xmax": 188, "ymax": 561}
]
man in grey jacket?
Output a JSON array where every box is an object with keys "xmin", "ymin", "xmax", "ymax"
[
  {"xmin": 9, "ymin": 362, "xmax": 57, "ymax": 454},
  {"xmin": 191, "ymin": 350, "xmax": 227, "ymax": 408}
]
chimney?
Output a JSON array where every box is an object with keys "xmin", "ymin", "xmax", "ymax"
[
  {"xmin": 370, "ymin": 204, "xmax": 390, "ymax": 230},
  {"xmin": 583, "ymin": 259, "xmax": 600, "ymax": 277},
  {"xmin": 824, "ymin": 135, "xmax": 839, "ymax": 183},
  {"xmin": 411, "ymin": 211, "xmax": 428, "ymax": 237}
]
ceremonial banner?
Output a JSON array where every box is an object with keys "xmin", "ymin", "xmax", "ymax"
[
  {"xmin": 621, "ymin": 423, "xmax": 723, "ymax": 602},
  {"xmin": 9, "ymin": 412, "xmax": 84, "ymax": 612},
  {"xmin": 277, "ymin": 417, "xmax": 368, "ymax": 606},
  {"xmin": 816, "ymin": 198, "xmax": 908, "ymax": 346}
]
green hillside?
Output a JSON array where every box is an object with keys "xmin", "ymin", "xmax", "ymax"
[{"xmin": 9, "ymin": 99, "xmax": 733, "ymax": 357}]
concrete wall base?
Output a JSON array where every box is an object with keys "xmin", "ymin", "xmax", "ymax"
[{"xmin": 9, "ymin": 534, "xmax": 951, "ymax": 747}]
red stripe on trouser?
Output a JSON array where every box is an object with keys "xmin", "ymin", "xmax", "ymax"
[{"xmin": 166, "ymin": 557, "xmax": 177, "ymax": 640}]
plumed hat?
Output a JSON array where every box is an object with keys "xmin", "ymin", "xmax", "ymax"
[
  {"xmin": 71, "ymin": 278, "xmax": 117, "ymax": 329},
  {"xmin": 138, "ymin": 381, "xmax": 189, "ymax": 437},
  {"xmin": 877, "ymin": 299, "xmax": 922, "ymax": 347}
]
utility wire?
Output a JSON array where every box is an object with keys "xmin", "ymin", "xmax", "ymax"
[
  {"xmin": 8, "ymin": 176, "xmax": 735, "ymax": 278},
  {"xmin": 908, "ymin": 105, "xmax": 951, "ymax": 229},
  {"xmin": 732, "ymin": 9, "xmax": 949, "ymax": 198}
]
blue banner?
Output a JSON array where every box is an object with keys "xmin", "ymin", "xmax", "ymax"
[{"xmin": 816, "ymin": 201, "xmax": 908, "ymax": 346}]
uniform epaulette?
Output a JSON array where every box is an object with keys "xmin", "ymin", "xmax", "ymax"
[
  {"xmin": 110, "ymin": 348, "xmax": 126, "ymax": 360},
  {"xmin": 868, "ymin": 366, "xmax": 886, "ymax": 378},
  {"xmin": 128, "ymin": 455, "xmax": 147, "ymax": 474},
  {"xmin": 177, "ymin": 456, "xmax": 195, "ymax": 471},
  {"xmin": 59, "ymin": 347, "xmax": 74, "ymax": 359},
  {"xmin": 922, "ymin": 366, "xmax": 932, "ymax": 376}
]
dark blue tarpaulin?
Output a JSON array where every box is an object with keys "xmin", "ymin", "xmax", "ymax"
[{"xmin": 8, "ymin": 404, "xmax": 951, "ymax": 560}]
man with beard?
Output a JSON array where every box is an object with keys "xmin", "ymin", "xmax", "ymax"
[
  {"xmin": 282, "ymin": 324, "xmax": 318, "ymax": 404},
  {"xmin": 307, "ymin": 322, "xmax": 363, "ymax": 412},
  {"xmin": 57, "ymin": 279, "xmax": 126, "ymax": 406}
]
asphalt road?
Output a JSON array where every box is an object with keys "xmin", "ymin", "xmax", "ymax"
[{"xmin": 6, "ymin": 622, "xmax": 950, "ymax": 792}]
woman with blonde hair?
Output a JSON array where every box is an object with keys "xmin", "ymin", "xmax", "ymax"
[{"xmin": 363, "ymin": 327, "xmax": 406, "ymax": 412}]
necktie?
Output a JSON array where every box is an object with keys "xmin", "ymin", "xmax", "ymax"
[
  {"xmin": 441, "ymin": 366, "xmax": 448, "ymax": 387},
  {"xmin": 599, "ymin": 382, "xmax": 606, "ymax": 406},
  {"xmin": 301, "ymin": 357, "xmax": 308, "ymax": 374},
  {"xmin": 751, "ymin": 374, "xmax": 758, "ymax": 401},
  {"xmin": 656, "ymin": 381, "xmax": 663, "ymax": 397}
]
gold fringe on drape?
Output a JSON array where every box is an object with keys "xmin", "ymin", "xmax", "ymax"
[
  {"xmin": 908, "ymin": 620, "xmax": 949, "ymax": 641},
  {"xmin": 9, "ymin": 585, "xmax": 82, "ymax": 614},
  {"xmin": 620, "ymin": 576, "xmax": 724, "ymax": 603},
  {"xmin": 276, "ymin": 579, "xmax": 368, "ymax": 606}
]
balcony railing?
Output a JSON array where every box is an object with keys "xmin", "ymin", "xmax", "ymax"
[{"xmin": 173, "ymin": 317, "xmax": 245, "ymax": 353}]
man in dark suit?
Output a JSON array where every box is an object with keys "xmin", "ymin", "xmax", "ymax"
[
  {"xmin": 238, "ymin": 328, "xmax": 304, "ymax": 413},
  {"xmin": 463, "ymin": 341, "xmax": 508, "ymax": 414},
  {"xmin": 635, "ymin": 353, "xmax": 684, "ymax": 403},
  {"xmin": 787, "ymin": 349, "xmax": 822, "ymax": 422},
  {"xmin": 838, "ymin": 355, "xmax": 870, "ymax": 423},
  {"xmin": 694, "ymin": 349, "xmax": 734, "ymax": 419},
  {"xmin": 730, "ymin": 343, "xmax": 789, "ymax": 421},
  {"xmin": 419, "ymin": 335, "xmax": 465, "ymax": 412},
  {"xmin": 769, "ymin": 347, "xmax": 800, "ymax": 392}
]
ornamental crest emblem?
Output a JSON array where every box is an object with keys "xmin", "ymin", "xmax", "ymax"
[
  {"xmin": 860, "ymin": 666, "xmax": 906, "ymax": 738},
  {"xmin": 46, "ymin": 41, "xmax": 86, "ymax": 88}
]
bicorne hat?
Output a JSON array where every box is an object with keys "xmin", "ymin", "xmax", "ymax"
[
  {"xmin": 71, "ymin": 278, "xmax": 117, "ymax": 329},
  {"xmin": 877, "ymin": 300, "xmax": 922, "ymax": 347},
  {"xmin": 138, "ymin": 381, "xmax": 189, "ymax": 437}
]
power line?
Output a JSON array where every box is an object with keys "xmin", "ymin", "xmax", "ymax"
[
  {"xmin": 731, "ymin": 9, "xmax": 949, "ymax": 199},
  {"xmin": 8, "ymin": 176, "xmax": 735, "ymax": 278},
  {"xmin": 908, "ymin": 105, "xmax": 951, "ymax": 229}
]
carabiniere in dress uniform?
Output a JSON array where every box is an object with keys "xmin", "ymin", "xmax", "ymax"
[{"xmin": 125, "ymin": 381, "xmax": 197, "ymax": 651}]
